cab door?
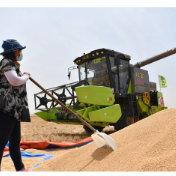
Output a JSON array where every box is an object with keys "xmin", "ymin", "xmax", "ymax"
[{"xmin": 109, "ymin": 54, "xmax": 130, "ymax": 95}]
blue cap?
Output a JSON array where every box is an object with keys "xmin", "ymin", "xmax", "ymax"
[{"xmin": 0, "ymin": 39, "xmax": 26, "ymax": 55}]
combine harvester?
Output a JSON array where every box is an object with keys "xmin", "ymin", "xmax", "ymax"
[{"xmin": 34, "ymin": 47, "xmax": 176, "ymax": 132}]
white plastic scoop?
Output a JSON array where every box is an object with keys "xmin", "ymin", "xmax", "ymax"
[{"xmin": 30, "ymin": 77, "xmax": 117, "ymax": 151}]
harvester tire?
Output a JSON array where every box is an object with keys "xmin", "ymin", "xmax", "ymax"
[
  {"xmin": 93, "ymin": 126, "xmax": 104, "ymax": 132},
  {"xmin": 83, "ymin": 125, "xmax": 104, "ymax": 133},
  {"xmin": 114, "ymin": 110, "xmax": 131, "ymax": 131}
]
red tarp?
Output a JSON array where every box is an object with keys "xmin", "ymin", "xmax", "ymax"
[{"xmin": 3, "ymin": 137, "xmax": 93, "ymax": 157}]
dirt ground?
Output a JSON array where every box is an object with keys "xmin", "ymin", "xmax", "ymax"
[{"xmin": 1, "ymin": 108, "xmax": 176, "ymax": 172}]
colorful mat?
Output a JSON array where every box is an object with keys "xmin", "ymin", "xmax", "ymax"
[{"xmin": 3, "ymin": 136, "xmax": 93, "ymax": 157}]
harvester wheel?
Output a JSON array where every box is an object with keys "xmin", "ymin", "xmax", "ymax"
[
  {"xmin": 83, "ymin": 125, "xmax": 92, "ymax": 133},
  {"xmin": 83, "ymin": 125, "xmax": 104, "ymax": 133},
  {"xmin": 114, "ymin": 110, "xmax": 131, "ymax": 131},
  {"xmin": 94, "ymin": 126, "xmax": 104, "ymax": 132}
]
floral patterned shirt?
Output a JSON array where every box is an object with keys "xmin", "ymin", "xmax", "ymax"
[{"xmin": 0, "ymin": 58, "xmax": 29, "ymax": 121}]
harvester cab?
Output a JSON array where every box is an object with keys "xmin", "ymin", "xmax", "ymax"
[
  {"xmin": 34, "ymin": 47, "xmax": 176, "ymax": 132},
  {"xmin": 73, "ymin": 49, "xmax": 131, "ymax": 96}
]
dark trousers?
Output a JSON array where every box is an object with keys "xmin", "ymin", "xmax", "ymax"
[{"xmin": 0, "ymin": 111, "xmax": 24, "ymax": 171}]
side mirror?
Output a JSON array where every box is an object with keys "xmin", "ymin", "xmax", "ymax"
[
  {"xmin": 67, "ymin": 66, "xmax": 79, "ymax": 80},
  {"xmin": 68, "ymin": 71, "xmax": 71, "ymax": 79}
]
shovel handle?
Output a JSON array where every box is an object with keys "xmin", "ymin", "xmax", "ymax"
[{"xmin": 29, "ymin": 77, "xmax": 96, "ymax": 132}]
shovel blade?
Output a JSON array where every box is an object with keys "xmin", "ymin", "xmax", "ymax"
[{"xmin": 91, "ymin": 130, "xmax": 117, "ymax": 151}]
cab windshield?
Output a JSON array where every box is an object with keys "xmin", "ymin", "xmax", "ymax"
[{"xmin": 79, "ymin": 57, "xmax": 110, "ymax": 87}]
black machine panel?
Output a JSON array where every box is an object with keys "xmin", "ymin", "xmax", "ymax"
[{"xmin": 130, "ymin": 67, "xmax": 150, "ymax": 93}]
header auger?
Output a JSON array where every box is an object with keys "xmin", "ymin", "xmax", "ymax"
[{"xmin": 34, "ymin": 47, "xmax": 176, "ymax": 132}]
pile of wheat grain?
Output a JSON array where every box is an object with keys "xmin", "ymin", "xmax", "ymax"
[{"xmin": 33, "ymin": 108, "xmax": 176, "ymax": 171}]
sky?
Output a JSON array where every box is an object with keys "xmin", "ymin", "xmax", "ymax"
[{"xmin": 0, "ymin": 2, "xmax": 176, "ymax": 114}]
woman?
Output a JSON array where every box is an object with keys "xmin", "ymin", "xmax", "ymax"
[{"xmin": 0, "ymin": 39, "xmax": 31, "ymax": 171}]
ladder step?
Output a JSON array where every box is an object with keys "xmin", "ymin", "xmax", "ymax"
[{"xmin": 129, "ymin": 94, "xmax": 139, "ymax": 117}]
